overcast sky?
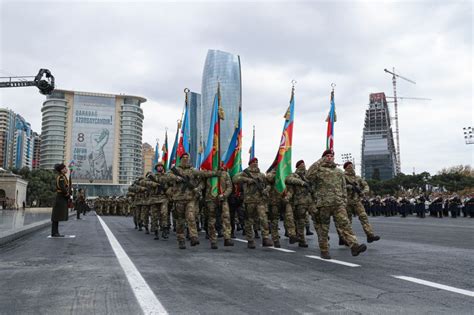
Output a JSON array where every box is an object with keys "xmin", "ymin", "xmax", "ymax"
[{"xmin": 0, "ymin": 0, "xmax": 472, "ymax": 175}]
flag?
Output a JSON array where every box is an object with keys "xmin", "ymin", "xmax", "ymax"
[
  {"xmin": 326, "ymin": 89, "xmax": 336, "ymax": 150},
  {"xmin": 176, "ymin": 101, "xmax": 190, "ymax": 166},
  {"xmin": 223, "ymin": 107, "xmax": 242, "ymax": 178},
  {"xmin": 195, "ymin": 139, "xmax": 204, "ymax": 169},
  {"xmin": 249, "ymin": 125, "xmax": 255, "ymax": 161},
  {"xmin": 161, "ymin": 131, "xmax": 168, "ymax": 171},
  {"xmin": 200, "ymin": 92, "xmax": 221, "ymax": 197},
  {"xmin": 267, "ymin": 87, "xmax": 295, "ymax": 193},
  {"xmin": 169, "ymin": 120, "xmax": 180, "ymax": 169},
  {"xmin": 153, "ymin": 141, "xmax": 159, "ymax": 173}
]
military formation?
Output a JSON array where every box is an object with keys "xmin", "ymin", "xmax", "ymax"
[{"xmin": 91, "ymin": 150, "xmax": 388, "ymax": 259}]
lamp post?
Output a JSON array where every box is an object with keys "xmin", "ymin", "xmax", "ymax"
[{"xmin": 463, "ymin": 126, "xmax": 474, "ymax": 145}]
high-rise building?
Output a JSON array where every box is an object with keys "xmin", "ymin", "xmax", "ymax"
[
  {"xmin": 32, "ymin": 132, "xmax": 41, "ymax": 170},
  {"xmin": 142, "ymin": 142, "xmax": 154, "ymax": 176},
  {"xmin": 361, "ymin": 92, "xmax": 398, "ymax": 180},
  {"xmin": 0, "ymin": 109, "xmax": 35, "ymax": 170},
  {"xmin": 40, "ymin": 89, "xmax": 146, "ymax": 195},
  {"xmin": 201, "ymin": 49, "xmax": 242, "ymax": 159},
  {"xmin": 187, "ymin": 91, "xmax": 202, "ymax": 167}
]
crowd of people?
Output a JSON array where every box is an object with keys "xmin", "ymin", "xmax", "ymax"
[{"xmin": 93, "ymin": 149, "xmax": 383, "ymax": 259}]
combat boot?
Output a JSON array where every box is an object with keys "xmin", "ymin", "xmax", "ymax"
[
  {"xmin": 298, "ymin": 241, "xmax": 308, "ymax": 248},
  {"xmin": 161, "ymin": 227, "xmax": 170, "ymax": 240},
  {"xmin": 351, "ymin": 243, "xmax": 367, "ymax": 256},
  {"xmin": 289, "ymin": 235, "xmax": 299, "ymax": 244},
  {"xmin": 262, "ymin": 238, "xmax": 273, "ymax": 247},
  {"xmin": 247, "ymin": 240, "xmax": 256, "ymax": 249},
  {"xmin": 190, "ymin": 237, "xmax": 200, "ymax": 246},
  {"xmin": 320, "ymin": 251, "xmax": 331, "ymax": 259},
  {"xmin": 305, "ymin": 225, "xmax": 314, "ymax": 236},
  {"xmin": 339, "ymin": 237, "xmax": 348, "ymax": 246},
  {"xmin": 211, "ymin": 242, "xmax": 218, "ymax": 249},
  {"xmin": 273, "ymin": 239, "xmax": 281, "ymax": 248},
  {"xmin": 154, "ymin": 230, "xmax": 159, "ymax": 240},
  {"xmin": 224, "ymin": 239, "xmax": 234, "ymax": 246},
  {"xmin": 367, "ymin": 235, "xmax": 380, "ymax": 243},
  {"xmin": 178, "ymin": 240, "xmax": 186, "ymax": 249}
]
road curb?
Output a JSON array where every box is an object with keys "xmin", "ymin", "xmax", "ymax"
[{"xmin": 0, "ymin": 211, "xmax": 76, "ymax": 246}]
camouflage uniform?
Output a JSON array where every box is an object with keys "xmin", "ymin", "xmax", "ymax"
[
  {"xmin": 139, "ymin": 176, "xmax": 153, "ymax": 233},
  {"xmin": 307, "ymin": 156, "xmax": 365, "ymax": 258},
  {"xmin": 233, "ymin": 165, "xmax": 273, "ymax": 247},
  {"xmin": 266, "ymin": 170, "xmax": 297, "ymax": 247},
  {"xmin": 204, "ymin": 170, "xmax": 234, "ymax": 248},
  {"xmin": 145, "ymin": 170, "xmax": 173, "ymax": 239},
  {"xmin": 285, "ymin": 166, "xmax": 315, "ymax": 247},
  {"xmin": 168, "ymin": 160, "xmax": 219, "ymax": 248},
  {"xmin": 341, "ymin": 168, "xmax": 377, "ymax": 239}
]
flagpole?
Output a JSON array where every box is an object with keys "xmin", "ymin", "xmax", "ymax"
[{"xmin": 217, "ymin": 82, "xmax": 222, "ymax": 195}]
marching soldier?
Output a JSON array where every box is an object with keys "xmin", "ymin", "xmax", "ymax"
[
  {"xmin": 306, "ymin": 149, "xmax": 367, "ymax": 259},
  {"xmin": 233, "ymin": 157, "xmax": 273, "ymax": 249}
]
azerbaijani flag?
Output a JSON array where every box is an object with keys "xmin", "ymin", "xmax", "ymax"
[
  {"xmin": 176, "ymin": 103, "xmax": 190, "ymax": 166},
  {"xmin": 153, "ymin": 141, "xmax": 159, "ymax": 173},
  {"xmin": 200, "ymin": 93, "xmax": 220, "ymax": 196},
  {"xmin": 223, "ymin": 107, "xmax": 242, "ymax": 178},
  {"xmin": 267, "ymin": 88, "xmax": 295, "ymax": 193},
  {"xmin": 161, "ymin": 130, "xmax": 168, "ymax": 171},
  {"xmin": 249, "ymin": 125, "xmax": 255, "ymax": 162},
  {"xmin": 169, "ymin": 121, "xmax": 180, "ymax": 169},
  {"xmin": 326, "ymin": 90, "xmax": 336, "ymax": 150}
]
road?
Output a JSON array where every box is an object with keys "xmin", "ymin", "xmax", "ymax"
[{"xmin": 0, "ymin": 213, "xmax": 472, "ymax": 314}]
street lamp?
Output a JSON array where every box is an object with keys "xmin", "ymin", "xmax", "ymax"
[{"xmin": 463, "ymin": 126, "xmax": 474, "ymax": 145}]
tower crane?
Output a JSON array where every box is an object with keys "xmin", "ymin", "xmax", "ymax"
[
  {"xmin": 384, "ymin": 67, "xmax": 429, "ymax": 174},
  {"xmin": 0, "ymin": 69, "xmax": 55, "ymax": 95}
]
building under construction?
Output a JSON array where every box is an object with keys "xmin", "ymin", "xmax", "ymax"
[{"xmin": 361, "ymin": 92, "xmax": 398, "ymax": 180}]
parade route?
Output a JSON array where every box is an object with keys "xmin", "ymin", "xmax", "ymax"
[{"xmin": 0, "ymin": 213, "xmax": 472, "ymax": 314}]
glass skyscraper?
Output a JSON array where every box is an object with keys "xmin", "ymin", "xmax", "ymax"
[
  {"xmin": 201, "ymin": 49, "xmax": 242, "ymax": 159},
  {"xmin": 361, "ymin": 92, "xmax": 398, "ymax": 180},
  {"xmin": 187, "ymin": 91, "xmax": 202, "ymax": 167}
]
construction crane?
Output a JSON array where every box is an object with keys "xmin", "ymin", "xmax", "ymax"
[
  {"xmin": 384, "ymin": 67, "xmax": 429, "ymax": 175},
  {"xmin": 0, "ymin": 69, "xmax": 55, "ymax": 95}
]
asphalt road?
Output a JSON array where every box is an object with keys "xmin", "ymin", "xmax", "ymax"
[{"xmin": 0, "ymin": 213, "xmax": 472, "ymax": 314}]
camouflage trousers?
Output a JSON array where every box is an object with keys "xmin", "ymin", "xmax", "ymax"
[
  {"xmin": 337, "ymin": 201, "xmax": 374, "ymax": 237},
  {"xmin": 244, "ymin": 202, "xmax": 270, "ymax": 241},
  {"xmin": 175, "ymin": 200, "xmax": 198, "ymax": 242},
  {"xmin": 131, "ymin": 205, "xmax": 139, "ymax": 227},
  {"xmin": 207, "ymin": 199, "xmax": 232, "ymax": 242},
  {"xmin": 314, "ymin": 205, "xmax": 359, "ymax": 252},
  {"xmin": 150, "ymin": 201, "xmax": 169, "ymax": 233},
  {"xmin": 269, "ymin": 203, "xmax": 296, "ymax": 241},
  {"xmin": 140, "ymin": 205, "xmax": 150, "ymax": 228},
  {"xmin": 293, "ymin": 204, "xmax": 314, "ymax": 243}
]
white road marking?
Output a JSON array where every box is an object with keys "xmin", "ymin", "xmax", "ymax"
[
  {"xmin": 305, "ymin": 255, "xmax": 361, "ymax": 267},
  {"xmin": 234, "ymin": 238, "xmax": 248, "ymax": 243},
  {"xmin": 271, "ymin": 247, "xmax": 296, "ymax": 253},
  {"xmin": 393, "ymin": 276, "xmax": 474, "ymax": 297},
  {"xmin": 97, "ymin": 216, "xmax": 168, "ymax": 315},
  {"xmin": 47, "ymin": 235, "xmax": 76, "ymax": 238}
]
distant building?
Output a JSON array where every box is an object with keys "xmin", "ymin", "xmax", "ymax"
[
  {"xmin": 40, "ymin": 89, "xmax": 146, "ymax": 196},
  {"xmin": 187, "ymin": 91, "xmax": 202, "ymax": 167},
  {"xmin": 0, "ymin": 109, "xmax": 35, "ymax": 170},
  {"xmin": 361, "ymin": 92, "xmax": 398, "ymax": 180},
  {"xmin": 142, "ymin": 142, "xmax": 154, "ymax": 176},
  {"xmin": 201, "ymin": 49, "xmax": 242, "ymax": 159},
  {"xmin": 32, "ymin": 132, "xmax": 41, "ymax": 170}
]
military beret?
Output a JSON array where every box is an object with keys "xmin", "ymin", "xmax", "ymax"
[
  {"xmin": 248, "ymin": 157, "xmax": 258, "ymax": 165},
  {"xmin": 180, "ymin": 152, "xmax": 189, "ymax": 158},
  {"xmin": 343, "ymin": 161, "xmax": 353, "ymax": 169},
  {"xmin": 295, "ymin": 160, "xmax": 305, "ymax": 168},
  {"xmin": 321, "ymin": 149, "xmax": 334, "ymax": 157}
]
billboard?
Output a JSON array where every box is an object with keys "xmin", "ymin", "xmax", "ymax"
[{"xmin": 71, "ymin": 94, "xmax": 116, "ymax": 182}]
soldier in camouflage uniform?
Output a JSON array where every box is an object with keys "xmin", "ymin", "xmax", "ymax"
[
  {"xmin": 204, "ymin": 163, "xmax": 234, "ymax": 249},
  {"xmin": 139, "ymin": 174, "xmax": 153, "ymax": 234},
  {"xmin": 306, "ymin": 149, "xmax": 367, "ymax": 259},
  {"xmin": 285, "ymin": 160, "xmax": 315, "ymax": 247},
  {"xmin": 133, "ymin": 177, "xmax": 147, "ymax": 231},
  {"xmin": 340, "ymin": 161, "xmax": 380, "ymax": 243},
  {"xmin": 168, "ymin": 152, "xmax": 220, "ymax": 249},
  {"xmin": 233, "ymin": 158, "xmax": 273, "ymax": 249},
  {"xmin": 266, "ymin": 169, "xmax": 298, "ymax": 248},
  {"xmin": 146, "ymin": 162, "xmax": 173, "ymax": 240}
]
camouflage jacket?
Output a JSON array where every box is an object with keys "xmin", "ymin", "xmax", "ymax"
[
  {"xmin": 344, "ymin": 169, "xmax": 369, "ymax": 204},
  {"xmin": 285, "ymin": 169, "xmax": 314, "ymax": 206},
  {"xmin": 168, "ymin": 164, "xmax": 218, "ymax": 202},
  {"xmin": 205, "ymin": 170, "xmax": 232, "ymax": 202},
  {"xmin": 233, "ymin": 166, "xmax": 269, "ymax": 204},
  {"xmin": 265, "ymin": 171, "xmax": 285, "ymax": 206},
  {"xmin": 146, "ymin": 172, "xmax": 173, "ymax": 204},
  {"xmin": 307, "ymin": 158, "xmax": 347, "ymax": 207}
]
